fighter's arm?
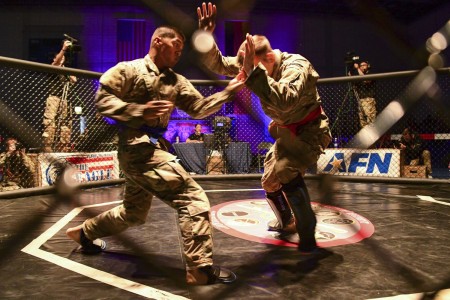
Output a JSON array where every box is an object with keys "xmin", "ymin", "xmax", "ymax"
[
  {"xmin": 243, "ymin": 40, "xmax": 312, "ymax": 111},
  {"xmin": 174, "ymin": 73, "xmax": 244, "ymax": 119},
  {"xmin": 200, "ymin": 40, "xmax": 242, "ymax": 77},
  {"xmin": 197, "ymin": 2, "xmax": 241, "ymax": 77},
  {"xmin": 95, "ymin": 63, "xmax": 172, "ymax": 128},
  {"xmin": 247, "ymin": 64, "xmax": 311, "ymax": 110}
]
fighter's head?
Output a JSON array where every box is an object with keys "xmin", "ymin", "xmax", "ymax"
[
  {"xmin": 238, "ymin": 35, "xmax": 277, "ymax": 76},
  {"xmin": 149, "ymin": 26, "xmax": 185, "ymax": 69}
]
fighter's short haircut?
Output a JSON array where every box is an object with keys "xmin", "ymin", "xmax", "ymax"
[
  {"xmin": 237, "ymin": 34, "xmax": 272, "ymax": 64},
  {"xmin": 150, "ymin": 26, "xmax": 185, "ymax": 48},
  {"xmin": 252, "ymin": 35, "xmax": 272, "ymax": 56}
]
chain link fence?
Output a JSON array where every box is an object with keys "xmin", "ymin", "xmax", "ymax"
[{"xmin": 0, "ymin": 57, "xmax": 449, "ymax": 193}]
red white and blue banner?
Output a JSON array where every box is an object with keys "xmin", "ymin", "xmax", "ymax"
[
  {"xmin": 38, "ymin": 151, "xmax": 120, "ymax": 186},
  {"xmin": 317, "ymin": 148, "xmax": 401, "ymax": 177}
]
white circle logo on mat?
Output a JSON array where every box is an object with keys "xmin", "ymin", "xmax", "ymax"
[{"xmin": 211, "ymin": 199, "xmax": 374, "ymax": 247}]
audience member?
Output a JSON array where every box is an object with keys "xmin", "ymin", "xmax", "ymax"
[
  {"xmin": 186, "ymin": 124, "xmax": 205, "ymax": 143},
  {"xmin": 0, "ymin": 138, "xmax": 36, "ymax": 191},
  {"xmin": 42, "ymin": 39, "xmax": 77, "ymax": 152},
  {"xmin": 348, "ymin": 59, "xmax": 376, "ymax": 129},
  {"xmin": 397, "ymin": 127, "xmax": 432, "ymax": 178}
]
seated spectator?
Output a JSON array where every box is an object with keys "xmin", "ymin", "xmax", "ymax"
[
  {"xmin": 186, "ymin": 124, "xmax": 205, "ymax": 143},
  {"xmin": 397, "ymin": 128, "xmax": 432, "ymax": 178},
  {"xmin": 0, "ymin": 138, "xmax": 36, "ymax": 191}
]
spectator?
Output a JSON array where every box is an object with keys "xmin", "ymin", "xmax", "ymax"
[
  {"xmin": 398, "ymin": 127, "xmax": 432, "ymax": 178},
  {"xmin": 348, "ymin": 59, "xmax": 377, "ymax": 129},
  {"xmin": 0, "ymin": 138, "xmax": 36, "ymax": 191},
  {"xmin": 187, "ymin": 124, "xmax": 205, "ymax": 143},
  {"xmin": 42, "ymin": 39, "xmax": 77, "ymax": 152}
]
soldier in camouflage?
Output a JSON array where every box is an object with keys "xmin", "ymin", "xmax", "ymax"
[
  {"xmin": 198, "ymin": 3, "xmax": 332, "ymax": 254},
  {"xmin": 42, "ymin": 40, "xmax": 77, "ymax": 152},
  {"xmin": 0, "ymin": 138, "xmax": 36, "ymax": 192},
  {"xmin": 348, "ymin": 60, "xmax": 377, "ymax": 129},
  {"xmin": 66, "ymin": 26, "xmax": 244, "ymax": 285}
]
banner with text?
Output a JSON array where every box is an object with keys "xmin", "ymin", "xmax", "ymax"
[
  {"xmin": 317, "ymin": 148, "xmax": 401, "ymax": 177},
  {"xmin": 38, "ymin": 151, "xmax": 120, "ymax": 186}
]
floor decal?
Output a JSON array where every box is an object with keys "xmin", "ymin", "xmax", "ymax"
[
  {"xmin": 21, "ymin": 200, "xmax": 188, "ymax": 300},
  {"xmin": 211, "ymin": 199, "xmax": 374, "ymax": 247}
]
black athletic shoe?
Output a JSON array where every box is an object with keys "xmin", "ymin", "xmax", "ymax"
[
  {"xmin": 199, "ymin": 265, "xmax": 237, "ymax": 284},
  {"xmin": 79, "ymin": 229, "xmax": 106, "ymax": 255}
]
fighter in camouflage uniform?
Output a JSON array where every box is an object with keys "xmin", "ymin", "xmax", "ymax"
[
  {"xmin": 66, "ymin": 26, "xmax": 244, "ymax": 285},
  {"xmin": 198, "ymin": 3, "xmax": 332, "ymax": 253}
]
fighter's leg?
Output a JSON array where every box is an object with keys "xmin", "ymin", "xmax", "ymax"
[
  {"xmin": 261, "ymin": 147, "xmax": 295, "ymax": 233},
  {"xmin": 66, "ymin": 176, "xmax": 152, "ymax": 254},
  {"xmin": 281, "ymin": 174, "xmax": 317, "ymax": 252}
]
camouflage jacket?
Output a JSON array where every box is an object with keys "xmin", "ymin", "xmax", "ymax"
[
  {"xmin": 201, "ymin": 42, "xmax": 323, "ymax": 125},
  {"xmin": 96, "ymin": 54, "xmax": 235, "ymax": 146}
]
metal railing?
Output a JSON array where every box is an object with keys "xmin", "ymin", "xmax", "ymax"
[{"xmin": 0, "ymin": 56, "xmax": 449, "ymax": 195}]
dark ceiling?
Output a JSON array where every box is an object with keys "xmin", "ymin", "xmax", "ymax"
[{"xmin": 0, "ymin": 0, "xmax": 448, "ymax": 24}]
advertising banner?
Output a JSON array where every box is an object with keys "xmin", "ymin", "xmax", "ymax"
[
  {"xmin": 317, "ymin": 148, "xmax": 401, "ymax": 177},
  {"xmin": 38, "ymin": 151, "xmax": 120, "ymax": 186}
]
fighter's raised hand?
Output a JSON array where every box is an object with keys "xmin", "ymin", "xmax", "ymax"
[
  {"xmin": 243, "ymin": 34, "xmax": 256, "ymax": 77},
  {"xmin": 197, "ymin": 2, "xmax": 217, "ymax": 33}
]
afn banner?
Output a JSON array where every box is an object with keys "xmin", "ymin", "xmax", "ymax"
[{"xmin": 317, "ymin": 149, "xmax": 401, "ymax": 177}]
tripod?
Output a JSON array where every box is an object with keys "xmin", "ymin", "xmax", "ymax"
[
  {"xmin": 51, "ymin": 80, "xmax": 73, "ymax": 152},
  {"xmin": 330, "ymin": 69, "xmax": 361, "ymax": 147},
  {"xmin": 206, "ymin": 132, "xmax": 228, "ymax": 174}
]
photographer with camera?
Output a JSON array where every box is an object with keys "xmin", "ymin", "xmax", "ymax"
[
  {"xmin": 0, "ymin": 138, "xmax": 36, "ymax": 191},
  {"xmin": 347, "ymin": 55, "xmax": 377, "ymax": 129},
  {"xmin": 42, "ymin": 36, "xmax": 79, "ymax": 152}
]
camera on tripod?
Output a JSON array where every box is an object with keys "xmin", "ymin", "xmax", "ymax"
[
  {"xmin": 344, "ymin": 51, "xmax": 360, "ymax": 65},
  {"xmin": 213, "ymin": 116, "xmax": 231, "ymax": 149},
  {"xmin": 345, "ymin": 51, "xmax": 361, "ymax": 75},
  {"xmin": 63, "ymin": 34, "xmax": 82, "ymax": 52}
]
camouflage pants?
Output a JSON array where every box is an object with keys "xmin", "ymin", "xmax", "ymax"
[
  {"xmin": 410, "ymin": 149, "xmax": 432, "ymax": 175},
  {"xmin": 262, "ymin": 111, "xmax": 332, "ymax": 192},
  {"xmin": 0, "ymin": 181, "xmax": 21, "ymax": 192},
  {"xmin": 42, "ymin": 95, "xmax": 72, "ymax": 152},
  {"xmin": 83, "ymin": 143, "xmax": 213, "ymax": 269},
  {"xmin": 358, "ymin": 97, "xmax": 377, "ymax": 128}
]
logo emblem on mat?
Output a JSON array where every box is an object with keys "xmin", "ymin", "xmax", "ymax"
[{"xmin": 211, "ymin": 199, "xmax": 374, "ymax": 247}]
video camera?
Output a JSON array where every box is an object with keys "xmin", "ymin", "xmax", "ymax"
[
  {"xmin": 345, "ymin": 51, "xmax": 361, "ymax": 75},
  {"xmin": 63, "ymin": 34, "xmax": 82, "ymax": 52},
  {"xmin": 213, "ymin": 116, "xmax": 231, "ymax": 134},
  {"xmin": 344, "ymin": 51, "xmax": 360, "ymax": 65}
]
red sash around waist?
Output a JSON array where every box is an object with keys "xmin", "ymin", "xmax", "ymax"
[{"xmin": 270, "ymin": 106, "xmax": 322, "ymax": 136}]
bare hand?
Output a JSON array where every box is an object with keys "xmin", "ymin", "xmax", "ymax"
[
  {"xmin": 243, "ymin": 34, "xmax": 255, "ymax": 76},
  {"xmin": 225, "ymin": 72, "xmax": 246, "ymax": 93},
  {"xmin": 62, "ymin": 40, "xmax": 72, "ymax": 51},
  {"xmin": 143, "ymin": 100, "xmax": 173, "ymax": 121},
  {"xmin": 197, "ymin": 2, "xmax": 217, "ymax": 32}
]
